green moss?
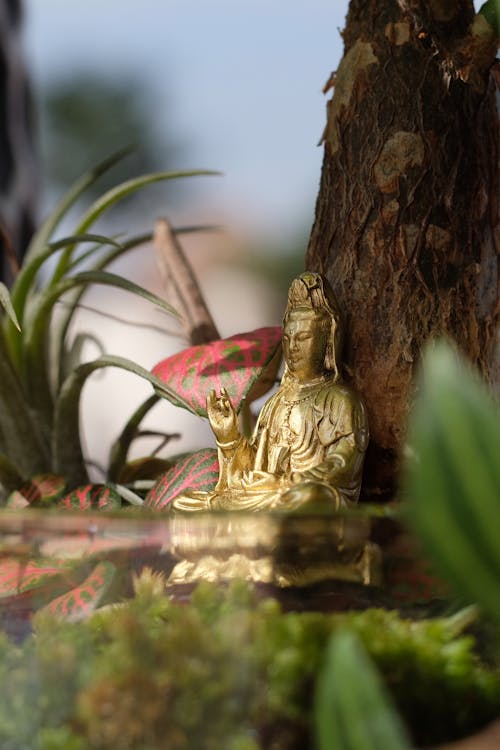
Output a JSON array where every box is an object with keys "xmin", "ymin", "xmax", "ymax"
[{"xmin": 0, "ymin": 577, "xmax": 498, "ymax": 749}]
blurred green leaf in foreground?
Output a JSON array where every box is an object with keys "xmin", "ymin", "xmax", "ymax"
[{"xmin": 406, "ymin": 340, "xmax": 500, "ymax": 623}]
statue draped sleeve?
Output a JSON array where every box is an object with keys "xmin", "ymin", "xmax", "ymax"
[{"xmin": 301, "ymin": 384, "xmax": 369, "ymax": 503}]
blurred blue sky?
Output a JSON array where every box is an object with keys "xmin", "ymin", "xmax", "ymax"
[{"xmin": 24, "ymin": 1, "xmax": 348, "ymax": 243}]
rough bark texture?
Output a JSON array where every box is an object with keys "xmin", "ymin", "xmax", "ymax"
[{"xmin": 307, "ymin": 0, "xmax": 499, "ymax": 498}]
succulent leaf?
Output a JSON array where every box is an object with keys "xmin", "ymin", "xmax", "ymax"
[
  {"xmin": 315, "ymin": 630, "xmax": 409, "ymax": 750},
  {"xmin": 406, "ymin": 341, "xmax": 500, "ymax": 622},
  {"xmin": 0, "ymin": 282, "xmax": 20, "ymax": 330}
]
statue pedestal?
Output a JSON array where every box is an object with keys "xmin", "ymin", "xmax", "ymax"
[{"xmin": 167, "ymin": 510, "xmax": 382, "ymax": 588}]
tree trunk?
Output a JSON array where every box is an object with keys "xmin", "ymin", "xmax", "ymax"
[{"xmin": 306, "ymin": 0, "xmax": 499, "ymax": 499}]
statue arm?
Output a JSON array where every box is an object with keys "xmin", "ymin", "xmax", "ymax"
[
  {"xmin": 295, "ymin": 387, "xmax": 367, "ymax": 499},
  {"xmin": 299, "ymin": 433, "xmax": 358, "ymax": 484}
]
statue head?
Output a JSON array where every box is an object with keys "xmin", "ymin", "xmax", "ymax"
[{"xmin": 282, "ymin": 272, "xmax": 343, "ymax": 381}]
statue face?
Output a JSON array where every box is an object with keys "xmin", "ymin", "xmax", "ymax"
[{"xmin": 283, "ymin": 310, "xmax": 328, "ymax": 381}]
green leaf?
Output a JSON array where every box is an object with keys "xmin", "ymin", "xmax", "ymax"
[
  {"xmin": 58, "ymin": 484, "xmax": 122, "ymax": 511},
  {"xmin": 3, "ymin": 234, "xmax": 121, "ymax": 348},
  {"xmin": 52, "ymin": 169, "xmax": 220, "ymax": 282},
  {"xmin": 52, "ymin": 355, "xmax": 194, "ymax": 486},
  {"xmin": 315, "ymin": 630, "xmax": 409, "ymax": 750},
  {"xmin": 478, "ymin": 0, "xmax": 500, "ymax": 35},
  {"xmin": 8, "ymin": 147, "xmax": 132, "ymax": 323},
  {"xmin": 0, "ymin": 330, "xmax": 49, "ymax": 476},
  {"xmin": 67, "ymin": 225, "xmax": 219, "ymax": 275},
  {"xmin": 51, "ymin": 233, "xmax": 153, "ymax": 389},
  {"xmin": 0, "ymin": 282, "xmax": 20, "ymax": 330},
  {"xmin": 53, "ymin": 224, "xmax": 218, "ymax": 388},
  {"xmin": 107, "ymin": 394, "xmax": 160, "ymax": 481},
  {"xmin": 22, "ymin": 269, "xmax": 181, "ymax": 429},
  {"xmin": 0, "ymin": 454, "xmax": 23, "ymax": 496},
  {"xmin": 406, "ymin": 341, "xmax": 500, "ymax": 622}
]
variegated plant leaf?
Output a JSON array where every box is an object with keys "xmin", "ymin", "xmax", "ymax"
[
  {"xmin": 40, "ymin": 561, "xmax": 116, "ymax": 622},
  {"xmin": 0, "ymin": 558, "xmax": 73, "ymax": 598},
  {"xmin": 58, "ymin": 484, "xmax": 122, "ymax": 512},
  {"xmin": 145, "ymin": 449, "xmax": 219, "ymax": 510},
  {"xmin": 152, "ymin": 326, "xmax": 282, "ymax": 416},
  {"xmin": 6, "ymin": 474, "xmax": 66, "ymax": 508}
]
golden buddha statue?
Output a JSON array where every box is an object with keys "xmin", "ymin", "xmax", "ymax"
[{"xmin": 172, "ymin": 272, "xmax": 369, "ymax": 513}]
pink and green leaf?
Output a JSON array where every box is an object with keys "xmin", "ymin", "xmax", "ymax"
[
  {"xmin": 152, "ymin": 326, "xmax": 282, "ymax": 416},
  {"xmin": 7, "ymin": 474, "xmax": 66, "ymax": 508},
  {"xmin": 145, "ymin": 448, "xmax": 219, "ymax": 510},
  {"xmin": 6, "ymin": 491, "xmax": 30, "ymax": 509},
  {"xmin": 58, "ymin": 484, "xmax": 122, "ymax": 511},
  {"xmin": 40, "ymin": 561, "xmax": 116, "ymax": 621},
  {"xmin": 0, "ymin": 558, "xmax": 74, "ymax": 598}
]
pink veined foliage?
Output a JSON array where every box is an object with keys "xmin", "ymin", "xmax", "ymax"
[
  {"xmin": 0, "ymin": 558, "xmax": 74, "ymax": 598},
  {"xmin": 6, "ymin": 474, "xmax": 66, "ymax": 508},
  {"xmin": 58, "ymin": 484, "xmax": 122, "ymax": 511},
  {"xmin": 40, "ymin": 561, "xmax": 116, "ymax": 622},
  {"xmin": 145, "ymin": 449, "xmax": 219, "ymax": 510},
  {"xmin": 152, "ymin": 326, "xmax": 282, "ymax": 417}
]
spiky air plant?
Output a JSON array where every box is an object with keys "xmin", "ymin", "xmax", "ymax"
[{"xmin": 0, "ymin": 149, "xmax": 217, "ymax": 498}]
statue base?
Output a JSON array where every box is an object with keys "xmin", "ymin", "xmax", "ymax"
[{"xmin": 166, "ymin": 511, "xmax": 383, "ymax": 588}]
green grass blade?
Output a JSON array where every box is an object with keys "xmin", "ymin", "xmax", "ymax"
[
  {"xmin": 7, "ymin": 233, "xmax": 122, "ymax": 333},
  {"xmin": 18, "ymin": 146, "xmax": 132, "ymax": 277},
  {"xmin": 53, "ymin": 356, "xmax": 195, "ymax": 484},
  {"xmin": 67, "ymin": 225, "xmax": 219, "ymax": 275},
  {"xmin": 0, "ymin": 453, "xmax": 24, "ymax": 496},
  {"xmin": 0, "ymin": 330, "xmax": 49, "ymax": 476},
  {"xmin": 47, "ymin": 269, "xmax": 180, "ymax": 319},
  {"xmin": 315, "ymin": 630, "xmax": 409, "ymax": 750},
  {"xmin": 68, "ymin": 232, "xmax": 151, "ymax": 273},
  {"xmin": 52, "ymin": 169, "xmax": 220, "ymax": 282},
  {"xmin": 22, "ymin": 269, "xmax": 181, "ymax": 424},
  {"xmin": 0, "ymin": 282, "xmax": 20, "ymax": 331},
  {"xmin": 6, "ymin": 145, "xmax": 133, "ymax": 355},
  {"xmin": 107, "ymin": 394, "xmax": 160, "ymax": 481},
  {"xmin": 406, "ymin": 341, "xmax": 500, "ymax": 622},
  {"xmin": 53, "ymin": 224, "xmax": 218, "ymax": 386}
]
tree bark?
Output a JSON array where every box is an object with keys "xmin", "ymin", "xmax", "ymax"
[{"xmin": 306, "ymin": 0, "xmax": 499, "ymax": 498}]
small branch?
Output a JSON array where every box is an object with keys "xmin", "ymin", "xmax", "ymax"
[{"xmin": 154, "ymin": 218, "xmax": 220, "ymax": 345}]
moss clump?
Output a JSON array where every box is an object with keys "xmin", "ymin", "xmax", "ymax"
[{"xmin": 0, "ymin": 575, "xmax": 498, "ymax": 749}]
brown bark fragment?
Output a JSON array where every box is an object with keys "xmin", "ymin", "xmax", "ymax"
[
  {"xmin": 385, "ymin": 22, "xmax": 411, "ymax": 45},
  {"xmin": 326, "ymin": 40, "xmax": 378, "ymax": 155},
  {"xmin": 373, "ymin": 131, "xmax": 425, "ymax": 193}
]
